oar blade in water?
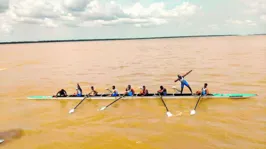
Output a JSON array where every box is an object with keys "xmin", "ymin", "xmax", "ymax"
[
  {"xmin": 69, "ymin": 109, "xmax": 75, "ymax": 114},
  {"xmin": 190, "ymin": 110, "xmax": 196, "ymax": 115},
  {"xmin": 99, "ymin": 106, "xmax": 106, "ymax": 111},
  {"xmin": 0, "ymin": 139, "xmax": 4, "ymax": 143},
  {"xmin": 166, "ymin": 111, "xmax": 173, "ymax": 117}
]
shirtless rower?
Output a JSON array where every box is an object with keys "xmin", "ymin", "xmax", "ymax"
[
  {"xmin": 157, "ymin": 85, "xmax": 167, "ymax": 96},
  {"xmin": 139, "ymin": 85, "xmax": 149, "ymax": 96},
  {"xmin": 89, "ymin": 86, "xmax": 98, "ymax": 96}
]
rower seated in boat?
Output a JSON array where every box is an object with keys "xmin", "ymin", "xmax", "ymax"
[
  {"xmin": 139, "ymin": 85, "xmax": 148, "ymax": 96},
  {"xmin": 88, "ymin": 86, "xmax": 98, "ymax": 96},
  {"xmin": 125, "ymin": 85, "xmax": 135, "ymax": 96},
  {"xmin": 76, "ymin": 83, "xmax": 83, "ymax": 97},
  {"xmin": 195, "ymin": 83, "xmax": 209, "ymax": 96},
  {"xmin": 157, "ymin": 85, "xmax": 167, "ymax": 96},
  {"xmin": 55, "ymin": 89, "xmax": 67, "ymax": 97},
  {"xmin": 110, "ymin": 85, "xmax": 118, "ymax": 97}
]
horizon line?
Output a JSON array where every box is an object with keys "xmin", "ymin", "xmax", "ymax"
[{"xmin": 1, "ymin": 33, "xmax": 265, "ymax": 45}]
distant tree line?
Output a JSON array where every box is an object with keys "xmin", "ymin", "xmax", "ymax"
[{"xmin": 0, "ymin": 34, "xmax": 265, "ymax": 45}]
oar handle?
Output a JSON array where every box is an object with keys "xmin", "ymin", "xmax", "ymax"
[
  {"xmin": 193, "ymin": 95, "xmax": 203, "ymax": 110},
  {"xmin": 159, "ymin": 94, "xmax": 169, "ymax": 112},
  {"xmin": 73, "ymin": 91, "xmax": 93, "ymax": 109},
  {"xmin": 105, "ymin": 94, "xmax": 126, "ymax": 108},
  {"xmin": 73, "ymin": 95, "xmax": 88, "ymax": 109}
]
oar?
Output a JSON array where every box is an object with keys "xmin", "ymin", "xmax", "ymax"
[
  {"xmin": 105, "ymin": 88, "xmax": 112, "ymax": 93},
  {"xmin": 172, "ymin": 86, "xmax": 181, "ymax": 93},
  {"xmin": 190, "ymin": 94, "xmax": 203, "ymax": 115},
  {"xmin": 159, "ymin": 94, "xmax": 173, "ymax": 117},
  {"xmin": 69, "ymin": 92, "xmax": 91, "ymax": 114},
  {"xmin": 99, "ymin": 93, "xmax": 126, "ymax": 111},
  {"xmin": 0, "ymin": 139, "xmax": 4, "ymax": 144}
]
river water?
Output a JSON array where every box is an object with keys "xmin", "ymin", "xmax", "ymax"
[{"xmin": 0, "ymin": 35, "xmax": 265, "ymax": 149}]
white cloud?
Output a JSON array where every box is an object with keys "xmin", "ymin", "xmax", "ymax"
[
  {"xmin": 4, "ymin": 0, "xmax": 66, "ymax": 28},
  {"xmin": 208, "ymin": 24, "xmax": 219, "ymax": 30},
  {"xmin": 226, "ymin": 19, "xmax": 257, "ymax": 26},
  {"xmin": 1, "ymin": 0, "xmax": 265, "ymax": 42},
  {"xmin": 78, "ymin": 17, "xmax": 167, "ymax": 28},
  {"xmin": 0, "ymin": 22, "xmax": 13, "ymax": 33},
  {"xmin": 9, "ymin": 0, "xmax": 63, "ymax": 19},
  {"xmin": 0, "ymin": 0, "xmax": 201, "ymax": 36},
  {"xmin": 124, "ymin": 2, "xmax": 200, "ymax": 19},
  {"xmin": 4, "ymin": 0, "xmax": 200, "ymax": 28},
  {"xmin": 41, "ymin": 18, "xmax": 58, "ymax": 28},
  {"xmin": 0, "ymin": 12, "xmax": 13, "ymax": 34},
  {"xmin": 75, "ymin": 1, "xmax": 200, "ymax": 27},
  {"xmin": 242, "ymin": 0, "xmax": 266, "ymax": 23},
  {"xmin": 80, "ymin": 0, "xmax": 127, "ymax": 21},
  {"xmin": 260, "ymin": 15, "xmax": 266, "ymax": 22}
]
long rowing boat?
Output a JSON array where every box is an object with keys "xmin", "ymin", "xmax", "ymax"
[{"xmin": 27, "ymin": 93, "xmax": 257, "ymax": 100}]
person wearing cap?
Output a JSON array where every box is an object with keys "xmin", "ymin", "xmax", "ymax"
[
  {"xmin": 174, "ymin": 70, "xmax": 193, "ymax": 94},
  {"xmin": 125, "ymin": 85, "xmax": 135, "ymax": 96},
  {"xmin": 157, "ymin": 86, "xmax": 167, "ymax": 96},
  {"xmin": 139, "ymin": 85, "xmax": 149, "ymax": 96},
  {"xmin": 88, "ymin": 86, "xmax": 98, "ymax": 96},
  {"xmin": 76, "ymin": 83, "xmax": 83, "ymax": 97}
]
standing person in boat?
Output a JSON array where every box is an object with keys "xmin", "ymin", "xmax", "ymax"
[
  {"xmin": 157, "ymin": 85, "xmax": 167, "ymax": 96},
  {"xmin": 125, "ymin": 85, "xmax": 135, "ymax": 96},
  {"xmin": 88, "ymin": 86, "xmax": 98, "ymax": 96},
  {"xmin": 139, "ymin": 85, "xmax": 149, "ymax": 96},
  {"xmin": 55, "ymin": 89, "xmax": 67, "ymax": 97},
  {"xmin": 174, "ymin": 70, "xmax": 193, "ymax": 94},
  {"xmin": 196, "ymin": 83, "xmax": 210, "ymax": 96},
  {"xmin": 76, "ymin": 83, "xmax": 83, "ymax": 97},
  {"xmin": 110, "ymin": 85, "xmax": 119, "ymax": 97}
]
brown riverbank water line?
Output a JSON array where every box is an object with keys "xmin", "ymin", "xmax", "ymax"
[{"xmin": 0, "ymin": 35, "xmax": 265, "ymax": 149}]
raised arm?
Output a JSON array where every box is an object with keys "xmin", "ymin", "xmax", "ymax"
[
  {"xmin": 182, "ymin": 70, "xmax": 192, "ymax": 77},
  {"xmin": 174, "ymin": 78, "xmax": 180, "ymax": 82}
]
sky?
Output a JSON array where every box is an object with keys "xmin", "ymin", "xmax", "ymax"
[{"xmin": 0, "ymin": 0, "xmax": 265, "ymax": 42}]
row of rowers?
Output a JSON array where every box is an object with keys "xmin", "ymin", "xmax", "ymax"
[
  {"xmin": 56, "ymin": 83, "xmax": 210, "ymax": 97},
  {"xmin": 57, "ymin": 84, "xmax": 165, "ymax": 97},
  {"xmin": 56, "ymin": 70, "xmax": 209, "ymax": 97}
]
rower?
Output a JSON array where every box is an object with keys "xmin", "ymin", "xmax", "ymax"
[
  {"xmin": 196, "ymin": 83, "xmax": 209, "ymax": 96},
  {"xmin": 139, "ymin": 85, "xmax": 148, "ymax": 96},
  {"xmin": 157, "ymin": 85, "xmax": 167, "ymax": 96},
  {"xmin": 110, "ymin": 85, "xmax": 118, "ymax": 97},
  {"xmin": 174, "ymin": 70, "xmax": 193, "ymax": 94},
  {"xmin": 76, "ymin": 83, "xmax": 83, "ymax": 97},
  {"xmin": 89, "ymin": 86, "xmax": 98, "ymax": 96},
  {"xmin": 56, "ymin": 89, "xmax": 67, "ymax": 97},
  {"xmin": 125, "ymin": 85, "xmax": 135, "ymax": 96}
]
